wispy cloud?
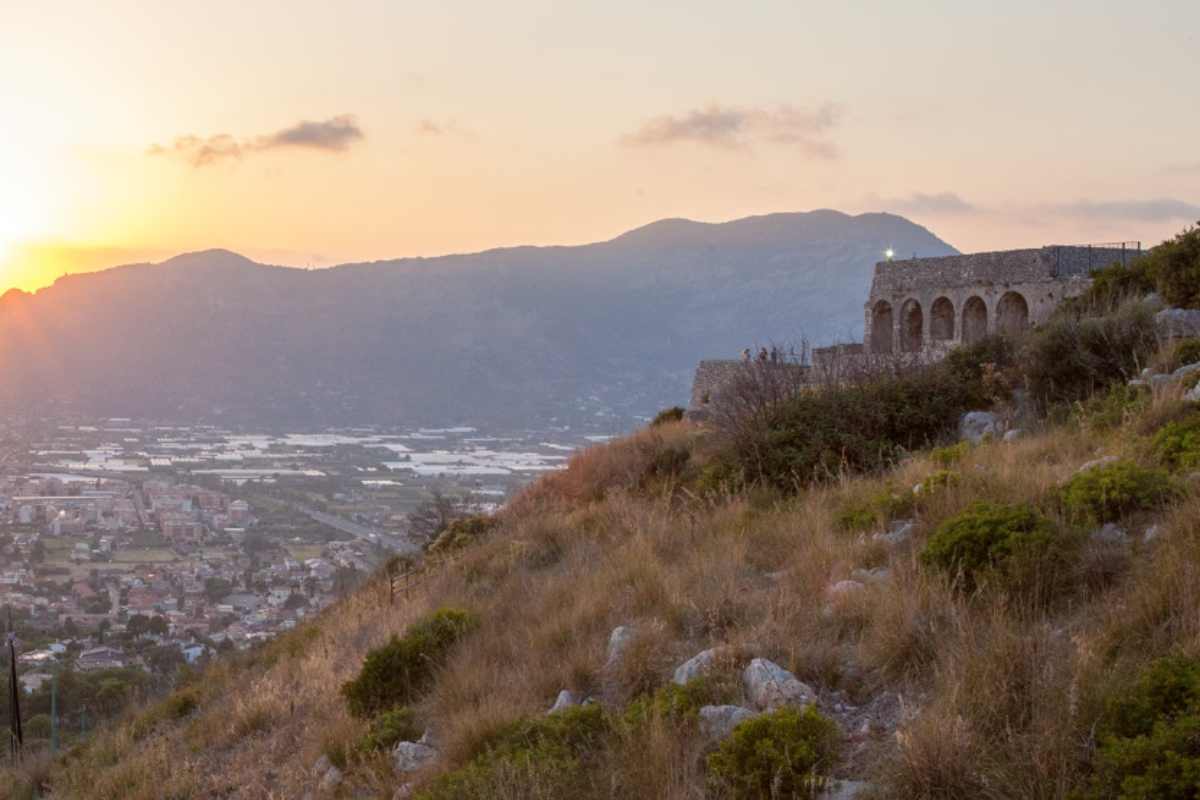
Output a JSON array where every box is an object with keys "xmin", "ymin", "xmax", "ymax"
[
  {"xmin": 149, "ymin": 115, "xmax": 364, "ymax": 167},
  {"xmin": 622, "ymin": 103, "xmax": 840, "ymax": 156},
  {"xmin": 870, "ymin": 191, "xmax": 978, "ymax": 216},
  {"xmin": 1055, "ymin": 198, "xmax": 1200, "ymax": 222},
  {"xmin": 414, "ymin": 118, "xmax": 474, "ymax": 139},
  {"xmin": 1161, "ymin": 162, "xmax": 1200, "ymax": 176}
]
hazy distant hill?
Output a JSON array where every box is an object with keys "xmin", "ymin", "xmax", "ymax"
[{"xmin": 0, "ymin": 211, "xmax": 955, "ymax": 428}]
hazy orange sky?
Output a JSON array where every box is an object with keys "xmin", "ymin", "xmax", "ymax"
[{"xmin": 1, "ymin": 1, "xmax": 1197, "ymax": 292}]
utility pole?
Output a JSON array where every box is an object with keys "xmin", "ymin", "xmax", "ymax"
[{"xmin": 6, "ymin": 609, "xmax": 22, "ymax": 762}]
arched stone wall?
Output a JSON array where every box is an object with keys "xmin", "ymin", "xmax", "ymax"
[
  {"xmin": 996, "ymin": 291, "xmax": 1030, "ymax": 336},
  {"xmin": 962, "ymin": 296, "xmax": 988, "ymax": 344},
  {"xmin": 871, "ymin": 301, "xmax": 893, "ymax": 354},
  {"xmin": 900, "ymin": 299, "xmax": 923, "ymax": 353},
  {"xmin": 930, "ymin": 296, "xmax": 954, "ymax": 341}
]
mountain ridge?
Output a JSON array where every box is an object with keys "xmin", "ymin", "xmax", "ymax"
[{"xmin": 0, "ymin": 210, "xmax": 957, "ymax": 428}]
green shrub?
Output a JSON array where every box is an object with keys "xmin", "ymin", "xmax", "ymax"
[
  {"xmin": 917, "ymin": 470, "xmax": 960, "ymax": 496},
  {"xmin": 623, "ymin": 677, "xmax": 736, "ymax": 729},
  {"xmin": 1153, "ymin": 413, "xmax": 1200, "ymax": 471},
  {"xmin": 920, "ymin": 502, "xmax": 1066, "ymax": 593},
  {"xmin": 427, "ymin": 516, "xmax": 499, "ymax": 555},
  {"xmin": 413, "ymin": 705, "xmax": 608, "ymax": 800},
  {"xmin": 1073, "ymin": 383, "xmax": 1150, "ymax": 432},
  {"xmin": 1023, "ymin": 301, "xmax": 1158, "ymax": 410},
  {"xmin": 834, "ymin": 486, "xmax": 915, "ymax": 533},
  {"xmin": 650, "ymin": 406, "xmax": 686, "ymax": 427},
  {"xmin": 1083, "ymin": 656, "xmax": 1200, "ymax": 799},
  {"xmin": 341, "ymin": 608, "xmax": 480, "ymax": 718},
  {"xmin": 356, "ymin": 706, "xmax": 422, "ymax": 753},
  {"xmin": 1066, "ymin": 258, "xmax": 1157, "ymax": 314},
  {"xmin": 1059, "ymin": 461, "xmax": 1177, "ymax": 524},
  {"xmin": 706, "ymin": 706, "xmax": 839, "ymax": 800},
  {"xmin": 1147, "ymin": 224, "xmax": 1200, "ymax": 309},
  {"xmin": 731, "ymin": 340, "xmax": 1011, "ymax": 491},
  {"xmin": 930, "ymin": 441, "xmax": 970, "ymax": 468}
]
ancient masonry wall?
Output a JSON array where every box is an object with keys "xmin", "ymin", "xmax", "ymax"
[
  {"xmin": 863, "ymin": 245, "xmax": 1140, "ymax": 356},
  {"xmin": 688, "ymin": 244, "xmax": 1143, "ymax": 413}
]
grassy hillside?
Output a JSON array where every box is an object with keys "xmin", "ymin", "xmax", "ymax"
[{"xmin": 6, "ymin": 226, "xmax": 1200, "ymax": 799}]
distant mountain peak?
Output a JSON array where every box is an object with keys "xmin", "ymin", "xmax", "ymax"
[{"xmin": 161, "ymin": 249, "xmax": 261, "ymax": 270}]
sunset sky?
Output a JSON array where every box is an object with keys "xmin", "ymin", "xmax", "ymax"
[{"xmin": 1, "ymin": 1, "xmax": 1197, "ymax": 292}]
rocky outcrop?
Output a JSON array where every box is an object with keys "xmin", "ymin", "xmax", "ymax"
[
  {"xmin": 743, "ymin": 658, "xmax": 815, "ymax": 710},
  {"xmin": 959, "ymin": 411, "xmax": 1000, "ymax": 444},
  {"xmin": 698, "ymin": 705, "xmax": 759, "ymax": 740},
  {"xmin": 673, "ymin": 648, "xmax": 719, "ymax": 686},
  {"xmin": 393, "ymin": 741, "xmax": 437, "ymax": 774}
]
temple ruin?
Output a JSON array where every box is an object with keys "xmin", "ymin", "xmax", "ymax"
[{"xmin": 688, "ymin": 243, "xmax": 1142, "ymax": 416}]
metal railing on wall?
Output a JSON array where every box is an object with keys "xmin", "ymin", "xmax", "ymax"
[{"xmin": 1047, "ymin": 241, "xmax": 1142, "ymax": 277}]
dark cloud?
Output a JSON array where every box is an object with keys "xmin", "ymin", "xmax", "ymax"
[
  {"xmin": 1057, "ymin": 198, "xmax": 1200, "ymax": 222},
  {"xmin": 261, "ymin": 115, "xmax": 363, "ymax": 151},
  {"xmin": 872, "ymin": 192, "xmax": 978, "ymax": 216},
  {"xmin": 622, "ymin": 103, "xmax": 839, "ymax": 156},
  {"xmin": 149, "ymin": 115, "xmax": 364, "ymax": 167}
]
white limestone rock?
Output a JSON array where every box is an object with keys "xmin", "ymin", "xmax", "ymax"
[
  {"xmin": 605, "ymin": 625, "xmax": 635, "ymax": 668},
  {"xmin": 850, "ymin": 567, "xmax": 891, "ymax": 584},
  {"xmin": 393, "ymin": 741, "xmax": 438, "ymax": 774},
  {"xmin": 1091, "ymin": 523, "xmax": 1129, "ymax": 545},
  {"xmin": 317, "ymin": 766, "xmax": 343, "ymax": 795},
  {"xmin": 1173, "ymin": 362, "xmax": 1200, "ymax": 380},
  {"xmin": 1157, "ymin": 308, "xmax": 1200, "ymax": 338},
  {"xmin": 958, "ymin": 411, "xmax": 1000, "ymax": 444},
  {"xmin": 875, "ymin": 519, "xmax": 913, "ymax": 545},
  {"xmin": 743, "ymin": 658, "xmax": 815, "ymax": 710},
  {"xmin": 826, "ymin": 580, "xmax": 866, "ymax": 601},
  {"xmin": 698, "ymin": 705, "xmax": 758, "ymax": 740},
  {"xmin": 819, "ymin": 779, "xmax": 875, "ymax": 799},
  {"xmin": 1144, "ymin": 524, "xmax": 1161, "ymax": 544},
  {"xmin": 548, "ymin": 689, "xmax": 580, "ymax": 714},
  {"xmin": 673, "ymin": 648, "xmax": 719, "ymax": 686},
  {"xmin": 1077, "ymin": 455, "xmax": 1118, "ymax": 474},
  {"xmin": 1002, "ymin": 428, "xmax": 1024, "ymax": 442},
  {"xmin": 1186, "ymin": 382, "xmax": 1200, "ymax": 404}
]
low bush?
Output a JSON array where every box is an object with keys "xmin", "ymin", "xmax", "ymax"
[
  {"xmin": 413, "ymin": 705, "xmax": 608, "ymax": 800},
  {"xmin": 1082, "ymin": 655, "xmax": 1200, "ymax": 799},
  {"xmin": 1073, "ymin": 383, "xmax": 1150, "ymax": 432},
  {"xmin": 623, "ymin": 676, "xmax": 737, "ymax": 729},
  {"xmin": 356, "ymin": 706, "xmax": 422, "ymax": 753},
  {"xmin": 1058, "ymin": 461, "xmax": 1177, "ymax": 524},
  {"xmin": 1067, "ymin": 258, "xmax": 1157, "ymax": 313},
  {"xmin": 1146, "ymin": 224, "xmax": 1200, "ymax": 309},
  {"xmin": 834, "ymin": 485, "xmax": 916, "ymax": 533},
  {"xmin": 1023, "ymin": 300, "xmax": 1158, "ymax": 410},
  {"xmin": 1153, "ymin": 413, "xmax": 1200, "ymax": 471},
  {"xmin": 341, "ymin": 608, "xmax": 480, "ymax": 718},
  {"xmin": 929, "ymin": 441, "xmax": 970, "ymax": 468},
  {"xmin": 706, "ymin": 706, "xmax": 840, "ymax": 800},
  {"xmin": 729, "ymin": 339, "xmax": 1010, "ymax": 491},
  {"xmin": 920, "ymin": 502, "xmax": 1067, "ymax": 593},
  {"xmin": 650, "ymin": 406, "xmax": 686, "ymax": 427},
  {"xmin": 427, "ymin": 516, "xmax": 499, "ymax": 555},
  {"xmin": 916, "ymin": 470, "xmax": 960, "ymax": 496}
]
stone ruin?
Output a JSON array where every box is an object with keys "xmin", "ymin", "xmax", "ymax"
[{"xmin": 688, "ymin": 243, "xmax": 1143, "ymax": 417}]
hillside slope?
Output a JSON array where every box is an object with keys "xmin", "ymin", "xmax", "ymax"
[
  {"xmin": 18, "ymin": 363, "xmax": 1200, "ymax": 797},
  {"xmin": 0, "ymin": 211, "xmax": 954, "ymax": 428}
]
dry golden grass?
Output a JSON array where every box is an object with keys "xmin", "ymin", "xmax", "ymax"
[{"xmin": 13, "ymin": 392, "xmax": 1200, "ymax": 799}]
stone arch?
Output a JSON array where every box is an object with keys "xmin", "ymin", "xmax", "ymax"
[
  {"xmin": 900, "ymin": 299, "xmax": 923, "ymax": 353},
  {"xmin": 962, "ymin": 296, "xmax": 988, "ymax": 344},
  {"xmin": 930, "ymin": 296, "xmax": 955, "ymax": 341},
  {"xmin": 870, "ymin": 301, "xmax": 893, "ymax": 354},
  {"xmin": 996, "ymin": 291, "xmax": 1030, "ymax": 336}
]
